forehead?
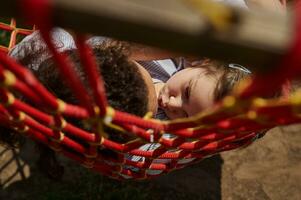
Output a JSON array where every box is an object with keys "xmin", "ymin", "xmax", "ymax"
[
  {"xmin": 166, "ymin": 67, "xmax": 210, "ymax": 86},
  {"xmin": 180, "ymin": 67, "xmax": 209, "ymax": 77}
]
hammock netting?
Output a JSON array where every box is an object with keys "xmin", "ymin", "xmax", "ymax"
[
  {"xmin": 0, "ymin": 18, "xmax": 35, "ymax": 53},
  {"xmin": 0, "ymin": 0, "xmax": 300, "ymax": 180}
]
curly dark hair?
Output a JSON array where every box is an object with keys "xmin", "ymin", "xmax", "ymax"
[
  {"xmin": 35, "ymin": 41, "xmax": 149, "ymax": 117},
  {"xmin": 0, "ymin": 41, "xmax": 149, "ymax": 147}
]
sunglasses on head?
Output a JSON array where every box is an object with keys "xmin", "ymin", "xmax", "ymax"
[{"xmin": 228, "ymin": 63, "xmax": 251, "ymax": 74}]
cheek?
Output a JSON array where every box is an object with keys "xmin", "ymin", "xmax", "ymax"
[{"xmin": 165, "ymin": 109, "xmax": 187, "ymax": 119}]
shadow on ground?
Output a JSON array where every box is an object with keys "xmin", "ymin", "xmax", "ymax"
[
  {"xmin": 0, "ymin": 140, "xmax": 223, "ymax": 200},
  {"xmin": 1, "ymin": 125, "xmax": 301, "ymax": 200}
]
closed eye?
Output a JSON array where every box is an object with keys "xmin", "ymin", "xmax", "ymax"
[
  {"xmin": 185, "ymin": 86, "xmax": 190, "ymax": 100},
  {"xmin": 184, "ymin": 79, "xmax": 193, "ymax": 101}
]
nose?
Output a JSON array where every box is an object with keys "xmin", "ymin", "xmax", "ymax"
[
  {"xmin": 159, "ymin": 94, "xmax": 169, "ymax": 108},
  {"xmin": 164, "ymin": 95, "xmax": 182, "ymax": 110},
  {"xmin": 168, "ymin": 96, "xmax": 182, "ymax": 109}
]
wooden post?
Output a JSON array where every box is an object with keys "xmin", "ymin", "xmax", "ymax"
[{"xmin": 1, "ymin": 0, "xmax": 293, "ymax": 71}]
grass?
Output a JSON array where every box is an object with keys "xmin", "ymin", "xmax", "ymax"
[
  {"xmin": 3, "ymin": 156, "xmax": 154, "ymax": 200},
  {"xmin": 0, "ymin": 18, "xmax": 12, "ymax": 47},
  {"xmin": 0, "ymin": 17, "xmax": 34, "ymax": 48},
  {"xmin": 0, "ymin": 30, "xmax": 11, "ymax": 47},
  {"xmin": 32, "ymin": 169, "xmax": 152, "ymax": 200}
]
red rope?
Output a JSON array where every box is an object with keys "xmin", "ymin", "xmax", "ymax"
[
  {"xmin": 21, "ymin": 0, "xmax": 96, "ymax": 116},
  {"xmin": 0, "ymin": 0, "xmax": 298, "ymax": 180},
  {"xmin": 76, "ymin": 35, "xmax": 108, "ymax": 117},
  {"xmin": 0, "ymin": 52, "xmax": 58, "ymax": 109}
]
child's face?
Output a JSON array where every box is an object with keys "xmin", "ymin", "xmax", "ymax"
[{"xmin": 158, "ymin": 68, "xmax": 218, "ymax": 119}]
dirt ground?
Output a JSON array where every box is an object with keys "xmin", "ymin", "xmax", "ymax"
[{"xmin": 0, "ymin": 124, "xmax": 300, "ymax": 200}]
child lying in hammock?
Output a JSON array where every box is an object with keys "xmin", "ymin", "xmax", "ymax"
[
  {"xmin": 83, "ymin": 39, "xmax": 254, "ymax": 177},
  {"xmin": 9, "ymin": 28, "xmax": 249, "ymax": 121},
  {"xmin": 4, "ymin": 0, "xmax": 285, "ymax": 177},
  {"xmin": 4, "ymin": 27, "xmax": 251, "ymax": 179}
]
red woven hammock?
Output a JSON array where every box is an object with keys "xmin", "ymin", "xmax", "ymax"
[
  {"xmin": 0, "ymin": 0, "xmax": 299, "ymax": 180},
  {"xmin": 0, "ymin": 18, "xmax": 35, "ymax": 53}
]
